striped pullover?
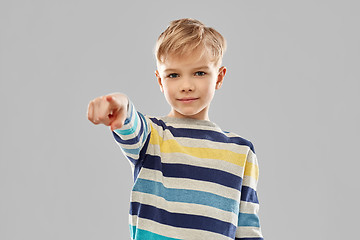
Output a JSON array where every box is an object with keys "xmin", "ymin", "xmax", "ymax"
[{"xmin": 112, "ymin": 99, "xmax": 263, "ymax": 240}]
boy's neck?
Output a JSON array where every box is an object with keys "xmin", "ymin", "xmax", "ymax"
[
  {"xmin": 161, "ymin": 115, "xmax": 218, "ymax": 128},
  {"xmin": 167, "ymin": 109, "xmax": 210, "ymax": 121}
]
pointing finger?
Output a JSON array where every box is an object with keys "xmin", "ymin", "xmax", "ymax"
[
  {"xmin": 110, "ymin": 105, "xmax": 127, "ymax": 131},
  {"xmin": 106, "ymin": 95, "xmax": 121, "ymax": 112}
]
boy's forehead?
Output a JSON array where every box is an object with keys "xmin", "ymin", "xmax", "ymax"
[{"xmin": 158, "ymin": 50, "xmax": 216, "ymax": 71}]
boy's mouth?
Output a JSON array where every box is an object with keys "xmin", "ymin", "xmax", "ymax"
[{"xmin": 178, "ymin": 98, "xmax": 199, "ymax": 103}]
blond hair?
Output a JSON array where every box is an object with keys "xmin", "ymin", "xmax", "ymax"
[{"xmin": 154, "ymin": 18, "xmax": 227, "ymax": 67}]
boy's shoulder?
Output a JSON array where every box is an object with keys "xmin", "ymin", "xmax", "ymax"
[
  {"xmin": 144, "ymin": 114, "xmax": 255, "ymax": 153},
  {"xmin": 217, "ymin": 126, "xmax": 255, "ymax": 154}
]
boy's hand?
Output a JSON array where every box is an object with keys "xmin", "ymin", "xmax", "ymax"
[{"xmin": 87, "ymin": 93, "xmax": 129, "ymax": 131}]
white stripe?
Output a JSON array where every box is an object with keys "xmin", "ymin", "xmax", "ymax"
[
  {"xmin": 114, "ymin": 103, "xmax": 150, "ymax": 141},
  {"xmin": 246, "ymin": 150, "xmax": 259, "ymax": 164},
  {"xmin": 155, "ymin": 120, "xmax": 222, "ymax": 132},
  {"xmin": 235, "ymin": 226, "xmax": 263, "ymax": 238},
  {"xmin": 242, "ymin": 175, "xmax": 258, "ymax": 190},
  {"xmin": 170, "ymin": 137, "xmax": 251, "ymax": 155},
  {"xmin": 128, "ymin": 160, "xmax": 135, "ymax": 173},
  {"xmin": 137, "ymin": 168, "xmax": 241, "ymax": 203},
  {"xmin": 239, "ymin": 201, "xmax": 260, "ymax": 215},
  {"xmin": 150, "ymin": 122, "xmax": 252, "ymax": 155},
  {"xmin": 115, "ymin": 131, "xmax": 147, "ymax": 150},
  {"xmin": 120, "ymin": 102, "xmax": 137, "ymax": 132},
  {"xmin": 130, "ymin": 215, "xmax": 234, "ymax": 240},
  {"xmin": 221, "ymin": 131, "xmax": 252, "ymax": 141}
]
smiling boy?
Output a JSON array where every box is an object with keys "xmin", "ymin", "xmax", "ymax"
[
  {"xmin": 155, "ymin": 45, "xmax": 226, "ymax": 120},
  {"xmin": 87, "ymin": 18, "xmax": 263, "ymax": 240}
]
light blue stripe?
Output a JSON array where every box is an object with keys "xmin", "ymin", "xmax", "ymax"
[
  {"xmin": 121, "ymin": 146, "xmax": 141, "ymax": 155},
  {"xmin": 133, "ymin": 178, "xmax": 239, "ymax": 214},
  {"xmin": 138, "ymin": 112, "xmax": 149, "ymax": 140},
  {"xmin": 238, "ymin": 212, "xmax": 260, "ymax": 227},
  {"xmin": 114, "ymin": 103, "xmax": 139, "ymax": 135},
  {"xmin": 118, "ymin": 112, "xmax": 149, "ymax": 156},
  {"xmin": 130, "ymin": 225, "xmax": 181, "ymax": 240}
]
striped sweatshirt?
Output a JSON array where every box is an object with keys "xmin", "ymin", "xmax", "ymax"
[{"xmin": 112, "ymin": 99, "xmax": 263, "ymax": 240}]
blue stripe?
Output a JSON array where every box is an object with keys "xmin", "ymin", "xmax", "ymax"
[
  {"xmin": 143, "ymin": 154, "xmax": 243, "ymax": 190},
  {"xmin": 130, "ymin": 202, "xmax": 237, "ymax": 238},
  {"xmin": 241, "ymin": 186, "xmax": 259, "ymax": 203},
  {"xmin": 112, "ymin": 117, "xmax": 145, "ymax": 145},
  {"xmin": 130, "ymin": 225, "xmax": 181, "ymax": 240},
  {"xmin": 150, "ymin": 117, "xmax": 255, "ymax": 153},
  {"xmin": 113, "ymin": 127, "xmax": 150, "ymax": 172},
  {"xmin": 121, "ymin": 147, "xmax": 142, "ymax": 155},
  {"xmin": 112, "ymin": 112, "xmax": 149, "ymax": 156},
  {"xmin": 139, "ymin": 112, "xmax": 149, "ymax": 137},
  {"xmin": 133, "ymin": 178, "xmax": 239, "ymax": 214},
  {"xmin": 124, "ymin": 154, "xmax": 137, "ymax": 165},
  {"xmin": 238, "ymin": 213, "xmax": 260, "ymax": 227}
]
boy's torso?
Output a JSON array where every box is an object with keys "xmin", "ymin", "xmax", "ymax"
[{"xmin": 129, "ymin": 115, "xmax": 253, "ymax": 240}]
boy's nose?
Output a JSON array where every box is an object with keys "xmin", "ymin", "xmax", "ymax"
[
  {"xmin": 180, "ymin": 79, "xmax": 195, "ymax": 92},
  {"xmin": 181, "ymin": 86, "xmax": 194, "ymax": 92}
]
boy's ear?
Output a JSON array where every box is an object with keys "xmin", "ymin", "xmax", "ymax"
[
  {"xmin": 155, "ymin": 70, "xmax": 164, "ymax": 93},
  {"xmin": 216, "ymin": 66, "xmax": 227, "ymax": 90}
]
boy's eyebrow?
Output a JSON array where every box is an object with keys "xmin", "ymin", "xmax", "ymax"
[{"xmin": 164, "ymin": 66, "xmax": 210, "ymax": 72}]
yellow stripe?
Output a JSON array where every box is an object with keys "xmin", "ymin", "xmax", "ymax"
[
  {"xmin": 244, "ymin": 161, "xmax": 259, "ymax": 180},
  {"xmin": 149, "ymin": 124, "xmax": 246, "ymax": 167}
]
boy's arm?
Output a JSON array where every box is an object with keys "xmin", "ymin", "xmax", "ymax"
[
  {"xmin": 236, "ymin": 144, "xmax": 264, "ymax": 240},
  {"xmin": 87, "ymin": 92, "xmax": 151, "ymax": 164},
  {"xmin": 111, "ymin": 97, "xmax": 151, "ymax": 165}
]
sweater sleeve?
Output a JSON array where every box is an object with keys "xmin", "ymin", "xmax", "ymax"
[
  {"xmin": 235, "ymin": 144, "xmax": 264, "ymax": 240},
  {"xmin": 111, "ymin": 98, "xmax": 151, "ymax": 166}
]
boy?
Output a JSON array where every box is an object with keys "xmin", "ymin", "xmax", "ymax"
[{"xmin": 87, "ymin": 18, "xmax": 263, "ymax": 240}]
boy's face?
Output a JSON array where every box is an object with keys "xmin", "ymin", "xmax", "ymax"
[{"xmin": 155, "ymin": 47, "xmax": 226, "ymax": 121}]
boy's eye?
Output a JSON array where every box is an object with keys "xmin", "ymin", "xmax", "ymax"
[
  {"xmin": 168, "ymin": 73, "xmax": 179, "ymax": 78},
  {"xmin": 195, "ymin": 71, "xmax": 206, "ymax": 76}
]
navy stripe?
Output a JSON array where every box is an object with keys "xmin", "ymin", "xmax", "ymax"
[
  {"xmin": 241, "ymin": 186, "xmax": 259, "ymax": 203},
  {"xmin": 133, "ymin": 134, "xmax": 151, "ymax": 182},
  {"xmin": 112, "ymin": 112, "xmax": 145, "ymax": 145},
  {"xmin": 114, "ymin": 131, "xmax": 150, "ymax": 178},
  {"xmin": 143, "ymin": 154, "xmax": 243, "ymax": 190},
  {"xmin": 130, "ymin": 202, "xmax": 237, "ymax": 238},
  {"xmin": 125, "ymin": 155, "xmax": 137, "ymax": 165},
  {"xmin": 113, "ymin": 122, "xmax": 144, "ymax": 145},
  {"xmin": 139, "ymin": 112, "xmax": 149, "ymax": 137},
  {"xmin": 150, "ymin": 117, "xmax": 255, "ymax": 153}
]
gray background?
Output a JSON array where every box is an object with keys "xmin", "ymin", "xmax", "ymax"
[{"xmin": 1, "ymin": 0, "xmax": 359, "ymax": 239}]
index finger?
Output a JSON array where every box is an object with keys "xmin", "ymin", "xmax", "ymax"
[
  {"xmin": 106, "ymin": 95, "xmax": 118, "ymax": 104},
  {"xmin": 105, "ymin": 95, "xmax": 119, "ymax": 109}
]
